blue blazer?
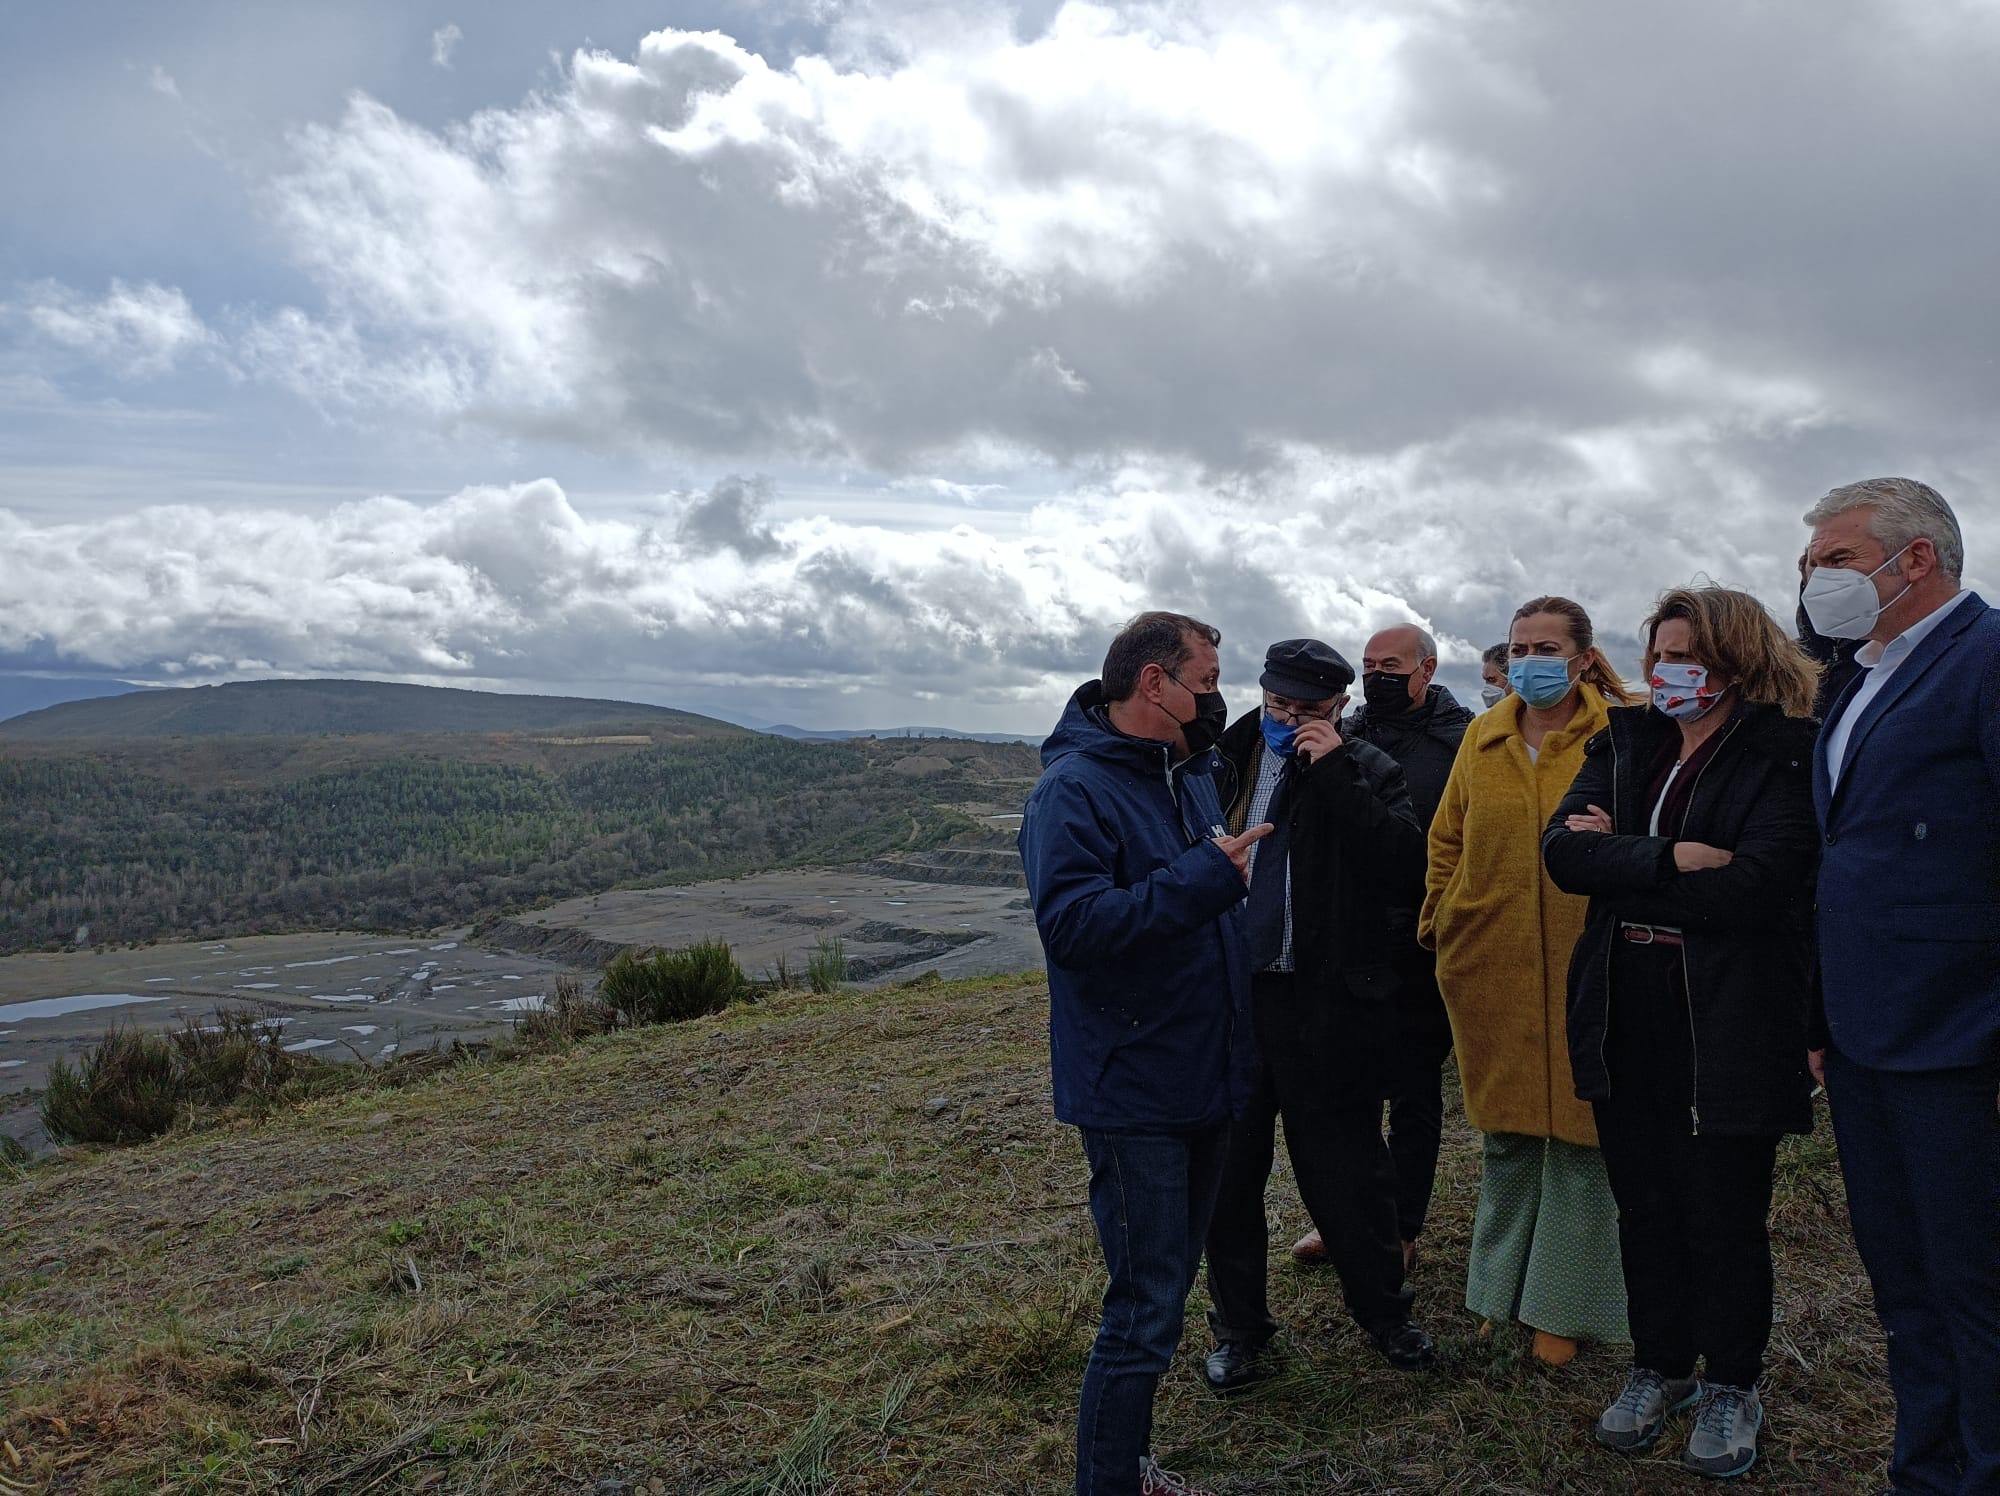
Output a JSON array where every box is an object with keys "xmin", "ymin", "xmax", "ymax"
[{"xmin": 1814, "ymin": 591, "xmax": 2000, "ymax": 1070}]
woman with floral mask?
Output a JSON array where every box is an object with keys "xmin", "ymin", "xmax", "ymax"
[
  {"xmin": 1421, "ymin": 596, "xmax": 1641, "ymax": 1368},
  {"xmin": 1541, "ymin": 585, "xmax": 1821, "ymax": 1479}
]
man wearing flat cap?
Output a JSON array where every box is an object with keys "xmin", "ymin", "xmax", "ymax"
[{"xmin": 1201, "ymin": 638, "xmax": 1441, "ymax": 1389}]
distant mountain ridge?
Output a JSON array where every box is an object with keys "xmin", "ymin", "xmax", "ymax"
[
  {"xmin": 0, "ymin": 679, "xmax": 743, "ymax": 741},
  {"xmin": 0, "ymin": 675, "xmax": 152, "ymax": 724}
]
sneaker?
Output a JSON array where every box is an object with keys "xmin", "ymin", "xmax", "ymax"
[
  {"xmin": 1682, "ymin": 1382, "xmax": 1763, "ymax": 1479},
  {"xmin": 1200, "ymin": 1338, "xmax": 1268, "ymax": 1393},
  {"xmin": 1595, "ymin": 1367, "xmax": 1702, "ymax": 1451},
  {"xmin": 1369, "ymin": 1319, "xmax": 1439, "ymax": 1372},
  {"xmin": 1140, "ymin": 1456, "xmax": 1218, "ymax": 1495},
  {"xmin": 1291, "ymin": 1227, "xmax": 1327, "ymax": 1263}
]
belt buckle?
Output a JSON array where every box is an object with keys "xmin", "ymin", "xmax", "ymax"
[{"xmin": 1626, "ymin": 925, "xmax": 1655, "ymax": 946}]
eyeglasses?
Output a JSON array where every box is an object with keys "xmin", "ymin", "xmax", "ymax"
[{"xmin": 1263, "ymin": 699, "xmax": 1341, "ymax": 725}]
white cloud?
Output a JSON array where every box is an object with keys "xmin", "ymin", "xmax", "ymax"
[
  {"xmin": 0, "ymin": 423, "xmax": 1877, "ymax": 730},
  {"xmin": 17, "ymin": 280, "xmax": 214, "ymax": 378},
  {"xmin": 431, "ymin": 23, "xmax": 463, "ymax": 70}
]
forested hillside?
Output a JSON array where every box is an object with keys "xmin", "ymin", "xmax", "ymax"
[{"xmin": 0, "ymin": 735, "xmax": 1035, "ymax": 954}]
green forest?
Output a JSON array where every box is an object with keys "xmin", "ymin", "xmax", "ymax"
[{"xmin": 0, "ymin": 736, "xmax": 1016, "ymax": 954}]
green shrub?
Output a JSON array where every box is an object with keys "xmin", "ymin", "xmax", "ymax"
[
  {"xmin": 518, "ymin": 975, "xmax": 618, "ymax": 1044},
  {"xmin": 807, "ymin": 935, "xmax": 847, "ymax": 995},
  {"xmin": 169, "ymin": 1009, "xmax": 300, "ymax": 1105},
  {"xmin": 41, "ymin": 1027, "xmax": 181, "ymax": 1144},
  {"xmin": 39, "ymin": 1009, "xmax": 319, "ymax": 1146},
  {"xmin": 600, "ymin": 940, "xmax": 747, "ymax": 1025}
]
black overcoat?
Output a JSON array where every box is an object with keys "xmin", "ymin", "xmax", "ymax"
[{"xmin": 1540, "ymin": 700, "xmax": 1820, "ymax": 1136}]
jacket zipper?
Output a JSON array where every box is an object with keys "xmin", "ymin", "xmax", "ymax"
[
  {"xmin": 1676, "ymin": 717, "xmax": 1742, "ymax": 1136},
  {"xmin": 1598, "ymin": 724, "xmax": 1619, "ymax": 1099}
]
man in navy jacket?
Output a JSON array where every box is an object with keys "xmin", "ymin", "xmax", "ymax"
[
  {"xmin": 1020, "ymin": 610, "xmax": 1270, "ymax": 1496},
  {"xmin": 1804, "ymin": 478, "xmax": 2000, "ymax": 1496}
]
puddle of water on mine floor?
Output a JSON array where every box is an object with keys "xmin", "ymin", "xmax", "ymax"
[
  {"xmin": 492, "ymin": 995, "xmax": 548, "ymax": 1012},
  {"xmin": 235, "ymin": 983, "xmax": 282, "ymax": 990},
  {"xmin": 379, "ymin": 1044, "xmax": 399, "ymax": 1056},
  {"xmin": 285, "ymin": 956, "xmax": 359, "ymax": 969},
  {"xmin": 343, "ymin": 1025, "xmax": 379, "ymax": 1036},
  {"xmin": 311, "ymin": 994, "xmax": 377, "ymax": 1004},
  {"xmin": 0, "ymin": 1060, "xmax": 24, "ymax": 1069},
  {"xmin": 284, "ymin": 1038, "xmax": 337, "ymax": 1053},
  {"xmin": 144, "ymin": 977, "xmax": 173, "ymax": 984},
  {"xmin": 0, "ymin": 993, "xmax": 171, "ymax": 1022}
]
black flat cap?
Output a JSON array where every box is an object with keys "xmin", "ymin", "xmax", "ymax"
[{"xmin": 1260, "ymin": 638, "xmax": 1355, "ymax": 701}]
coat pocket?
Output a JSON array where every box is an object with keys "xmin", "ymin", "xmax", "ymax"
[{"xmin": 1889, "ymin": 903, "xmax": 2000, "ymax": 943}]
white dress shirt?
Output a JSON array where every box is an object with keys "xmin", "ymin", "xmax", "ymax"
[{"xmin": 1825, "ymin": 589, "xmax": 1970, "ymax": 790}]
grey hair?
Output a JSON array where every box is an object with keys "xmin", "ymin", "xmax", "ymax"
[{"xmin": 1804, "ymin": 477, "xmax": 1964, "ymax": 581}]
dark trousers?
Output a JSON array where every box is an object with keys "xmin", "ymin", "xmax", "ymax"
[
  {"xmin": 1205, "ymin": 972, "xmax": 1409, "ymax": 1346},
  {"xmin": 1594, "ymin": 942, "xmax": 1779, "ymax": 1389},
  {"xmin": 1826, "ymin": 1047, "xmax": 2000, "ymax": 1496},
  {"xmin": 1383, "ymin": 948, "xmax": 1455, "ymax": 1242},
  {"xmin": 1075, "ymin": 1123, "xmax": 1229, "ymax": 1496}
]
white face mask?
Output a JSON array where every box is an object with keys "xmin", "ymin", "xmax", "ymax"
[
  {"xmin": 1801, "ymin": 543, "xmax": 1913, "ymax": 640},
  {"xmin": 1480, "ymin": 684, "xmax": 1505, "ymax": 708}
]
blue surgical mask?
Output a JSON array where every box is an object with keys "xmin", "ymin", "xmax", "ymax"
[
  {"xmin": 1507, "ymin": 655, "xmax": 1577, "ymax": 709},
  {"xmin": 1260, "ymin": 712, "xmax": 1299, "ymax": 758}
]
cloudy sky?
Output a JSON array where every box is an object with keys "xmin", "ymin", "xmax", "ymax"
[{"xmin": 4, "ymin": 0, "xmax": 1998, "ymax": 732}]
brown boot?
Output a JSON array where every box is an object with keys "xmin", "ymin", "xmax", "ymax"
[
  {"xmin": 1530, "ymin": 1329, "xmax": 1579, "ymax": 1366},
  {"xmin": 1290, "ymin": 1227, "xmax": 1327, "ymax": 1263}
]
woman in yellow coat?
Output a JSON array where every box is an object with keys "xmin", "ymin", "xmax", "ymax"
[{"xmin": 1420, "ymin": 595, "xmax": 1640, "ymax": 1364}]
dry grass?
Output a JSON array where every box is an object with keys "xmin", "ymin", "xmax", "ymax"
[{"xmin": 0, "ymin": 972, "xmax": 1894, "ymax": 1494}]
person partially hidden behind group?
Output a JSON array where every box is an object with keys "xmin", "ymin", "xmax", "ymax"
[
  {"xmin": 1292, "ymin": 626, "xmax": 1474, "ymax": 1276},
  {"xmin": 1421, "ymin": 596, "xmax": 1638, "ymax": 1365},
  {"xmin": 1543, "ymin": 585, "xmax": 1822, "ymax": 1479},
  {"xmin": 1479, "ymin": 642, "xmax": 1512, "ymax": 708}
]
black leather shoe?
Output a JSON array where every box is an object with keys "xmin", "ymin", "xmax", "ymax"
[
  {"xmin": 1201, "ymin": 1339, "xmax": 1268, "ymax": 1393},
  {"xmin": 1370, "ymin": 1319, "xmax": 1439, "ymax": 1372}
]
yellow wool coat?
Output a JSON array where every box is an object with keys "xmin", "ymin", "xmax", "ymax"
[{"xmin": 1418, "ymin": 685, "xmax": 1613, "ymax": 1147}]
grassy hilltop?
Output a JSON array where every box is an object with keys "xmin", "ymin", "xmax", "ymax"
[{"xmin": 0, "ymin": 973, "xmax": 1893, "ymax": 1494}]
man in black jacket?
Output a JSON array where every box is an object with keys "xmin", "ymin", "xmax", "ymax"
[
  {"xmin": 1200, "ymin": 639, "xmax": 1439, "ymax": 1390},
  {"xmin": 1293, "ymin": 624, "xmax": 1474, "ymax": 1273}
]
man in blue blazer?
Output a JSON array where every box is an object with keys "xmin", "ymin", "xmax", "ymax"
[{"xmin": 1804, "ymin": 477, "xmax": 2000, "ymax": 1496}]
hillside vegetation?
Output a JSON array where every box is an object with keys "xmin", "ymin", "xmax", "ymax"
[
  {"xmin": 0, "ymin": 679, "xmax": 741, "ymax": 741},
  {"xmin": 0, "ymin": 972, "xmax": 1893, "ymax": 1493},
  {"xmin": 0, "ymin": 732, "xmax": 1037, "ymax": 955}
]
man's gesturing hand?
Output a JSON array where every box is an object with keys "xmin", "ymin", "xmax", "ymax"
[{"xmin": 1214, "ymin": 822, "xmax": 1274, "ymax": 882}]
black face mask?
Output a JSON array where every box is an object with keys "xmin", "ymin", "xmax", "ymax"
[
  {"xmin": 1362, "ymin": 670, "xmax": 1415, "ymax": 716},
  {"xmin": 1166, "ymin": 672, "xmax": 1229, "ymax": 755}
]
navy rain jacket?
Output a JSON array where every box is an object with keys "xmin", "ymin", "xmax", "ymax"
[{"xmin": 1019, "ymin": 680, "xmax": 1255, "ymax": 1131}]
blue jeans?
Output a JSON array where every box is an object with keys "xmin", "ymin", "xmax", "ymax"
[
  {"xmin": 1827, "ymin": 1048, "xmax": 2000, "ymax": 1495},
  {"xmin": 1075, "ymin": 1124, "xmax": 1229, "ymax": 1496}
]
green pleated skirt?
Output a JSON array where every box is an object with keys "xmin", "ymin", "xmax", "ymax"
[{"xmin": 1465, "ymin": 1131, "xmax": 1630, "ymax": 1344}]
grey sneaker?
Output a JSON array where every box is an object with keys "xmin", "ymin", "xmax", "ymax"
[
  {"xmin": 1140, "ymin": 1456, "xmax": 1218, "ymax": 1495},
  {"xmin": 1682, "ymin": 1382, "xmax": 1763, "ymax": 1478},
  {"xmin": 1596, "ymin": 1366, "xmax": 1702, "ymax": 1451}
]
